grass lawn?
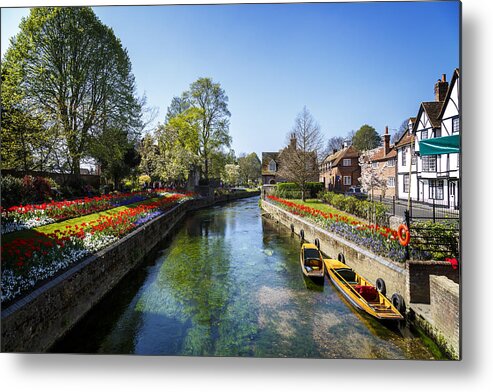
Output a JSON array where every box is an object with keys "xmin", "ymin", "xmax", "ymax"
[{"xmin": 290, "ymin": 199, "xmax": 364, "ymax": 224}]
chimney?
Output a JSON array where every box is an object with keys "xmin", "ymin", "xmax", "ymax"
[
  {"xmin": 332, "ymin": 149, "xmax": 338, "ymax": 155},
  {"xmin": 289, "ymin": 133, "xmax": 296, "ymax": 149},
  {"xmin": 383, "ymin": 126, "xmax": 390, "ymax": 156},
  {"xmin": 434, "ymin": 73, "xmax": 448, "ymax": 102}
]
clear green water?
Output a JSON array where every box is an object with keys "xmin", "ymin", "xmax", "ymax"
[{"xmin": 52, "ymin": 197, "xmax": 438, "ymax": 359}]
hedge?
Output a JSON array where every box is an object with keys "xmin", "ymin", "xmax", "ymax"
[
  {"xmin": 275, "ymin": 182, "xmax": 324, "ymax": 199},
  {"xmin": 317, "ymin": 190, "xmax": 389, "ymax": 225}
]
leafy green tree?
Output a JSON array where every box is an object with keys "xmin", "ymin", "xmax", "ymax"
[
  {"xmin": 352, "ymin": 124, "xmax": 381, "ymax": 151},
  {"xmin": 1, "ymin": 7, "xmax": 142, "ymax": 181},
  {"xmin": 154, "ymin": 108, "xmax": 201, "ymax": 184},
  {"xmin": 222, "ymin": 164, "xmax": 240, "ymax": 186},
  {"xmin": 186, "ymin": 77, "xmax": 232, "ymax": 181},
  {"xmin": 138, "ymin": 134, "xmax": 159, "ymax": 179},
  {"xmin": 238, "ymin": 152, "xmax": 261, "ymax": 185}
]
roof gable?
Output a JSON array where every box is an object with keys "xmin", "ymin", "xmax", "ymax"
[{"xmin": 439, "ymin": 68, "xmax": 460, "ymax": 119}]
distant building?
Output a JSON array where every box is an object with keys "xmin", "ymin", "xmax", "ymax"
[
  {"xmin": 319, "ymin": 144, "xmax": 361, "ymax": 193},
  {"xmin": 365, "ymin": 126, "xmax": 398, "ymax": 198},
  {"xmin": 261, "ymin": 152, "xmax": 281, "ymax": 185}
]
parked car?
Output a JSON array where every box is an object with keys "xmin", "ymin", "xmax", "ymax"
[{"xmin": 344, "ymin": 186, "xmax": 367, "ymax": 200}]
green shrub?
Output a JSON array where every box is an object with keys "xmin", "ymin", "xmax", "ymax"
[
  {"xmin": 410, "ymin": 220, "xmax": 459, "ymax": 260},
  {"xmin": 276, "ymin": 182, "xmax": 324, "ymax": 199},
  {"xmin": 1, "ymin": 175, "xmax": 24, "ymax": 208},
  {"xmin": 317, "ymin": 190, "xmax": 389, "ymax": 224}
]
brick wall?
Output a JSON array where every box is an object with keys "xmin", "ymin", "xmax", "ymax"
[
  {"xmin": 430, "ymin": 275, "xmax": 460, "ymax": 358},
  {"xmin": 1, "ymin": 191, "xmax": 259, "ymax": 353},
  {"xmin": 261, "ymin": 200, "xmax": 409, "ymax": 304},
  {"xmin": 408, "ymin": 260, "xmax": 459, "ymax": 303}
]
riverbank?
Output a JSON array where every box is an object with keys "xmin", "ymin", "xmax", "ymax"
[
  {"xmin": 260, "ymin": 197, "xmax": 460, "ymax": 359},
  {"xmin": 1, "ymin": 191, "xmax": 259, "ymax": 353}
]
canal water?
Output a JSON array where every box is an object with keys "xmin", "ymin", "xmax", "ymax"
[{"xmin": 53, "ymin": 196, "xmax": 438, "ymax": 359}]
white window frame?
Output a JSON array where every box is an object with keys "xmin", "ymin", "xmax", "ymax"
[
  {"xmin": 387, "ymin": 177, "xmax": 395, "ymax": 188},
  {"xmin": 452, "ymin": 117, "xmax": 460, "ymax": 134},
  {"xmin": 429, "ymin": 180, "xmax": 444, "ymax": 200},
  {"xmin": 268, "ymin": 160, "xmax": 276, "ymax": 172},
  {"xmin": 343, "ymin": 158, "xmax": 351, "ymax": 166},
  {"xmin": 386, "ymin": 159, "xmax": 395, "ymax": 167},
  {"xmin": 343, "ymin": 176, "xmax": 351, "ymax": 185},
  {"xmin": 422, "ymin": 156, "xmax": 437, "ymax": 172},
  {"xmin": 403, "ymin": 174, "xmax": 410, "ymax": 193}
]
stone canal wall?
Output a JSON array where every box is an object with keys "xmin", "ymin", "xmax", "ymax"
[
  {"xmin": 430, "ymin": 276, "xmax": 460, "ymax": 358},
  {"xmin": 1, "ymin": 191, "xmax": 259, "ymax": 353},
  {"xmin": 261, "ymin": 200, "xmax": 409, "ymax": 303},
  {"xmin": 261, "ymin": 199, "xmax": 461, "ymax": 359}
]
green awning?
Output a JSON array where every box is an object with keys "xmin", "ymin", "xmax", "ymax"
[{"xmin": 419, "ymin": 134, "xmax": 460, "ymax": 156}]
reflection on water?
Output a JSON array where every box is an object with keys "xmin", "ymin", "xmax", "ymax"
[{"xmin": 53, "ymin": 197, "xmax": 438, "ymax": 359}]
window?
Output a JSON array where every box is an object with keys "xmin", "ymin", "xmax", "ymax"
[
  {"xmin": 434, "ymin": 128, "xmax": 441, "ymax": 138},
  {"xmin": 403, "ymin": 174, "xmax": 410, "ymax": 193},
  {"xmin": 343, "ymin": 159, "xmax": 351, "ymax": 166},
  {"xmin": 402, "ymin": 149, "xmax": 407, "ymax": 166},
  {"xmin": 421, "ymin": 130, "xmax": 429, "ymax": 140},
  {"xmin": 372, "ymin": 162, "xmax": 379, "ymax": 169},
  {"xmin": 452, "ymin": 117, "xmax": 460, "ymax": 133},
  {"xmin": 343, "ymin": 176, "xmax": 351, "ymax": 185},
  {"xmin": 386, "ymin": 159, "xmax": 395, "ymax": 167},
  {"xmin": 387, "ymin": 177, "xmax": 395, "ymax": 188},
  {"xmin": 411, "ymin": 146, "xmax": 416, "ymax": 165},
  {"xmin": 268, "ymin": 160, "xmax": 276, "ymax": 172},
  {"xmin": 422, "ymin": 156, "xmax": 437, "ymax": 172},
  {"xmin": 429, "ymin": 180, "xmax": 444, "ymax": 200}
]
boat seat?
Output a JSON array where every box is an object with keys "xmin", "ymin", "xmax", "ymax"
[{"xmin": 336, "ymin": 268, "xmax": 357, "ymax": 284}]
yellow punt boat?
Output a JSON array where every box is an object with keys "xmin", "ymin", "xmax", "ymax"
[
  {"xmin": 300, "ymin": 243, "xmax": 325, "ymax": 280},
  {"xmin": 323, "ymin": 258, "xmax": 404, "ymax": 320}
]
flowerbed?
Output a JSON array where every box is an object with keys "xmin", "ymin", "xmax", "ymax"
[
  {"xmin": 266, "ymin": 195, "xmax": 430, "ymax": 262},
  {"xmin": 0, "ymin": 188, "xmax": 179, "ymax": 235},
  {"xmin": 1, "ymin": 192, "xmax": 194, "ymax": 303}
]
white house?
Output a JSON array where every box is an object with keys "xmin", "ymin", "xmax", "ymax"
[
  {"xmin": 413, "ymin": 70, "xmax": 460, "ymax": 208},
  {"xmin": 396, "ymin": 117, "xmax": 418, "ymax": 202}
]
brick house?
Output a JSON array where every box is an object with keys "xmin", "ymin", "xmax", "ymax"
[
  {"xmin": 319, "ymin": 145, "xmax": 361, "ymax": 192},
  {"xmin": 364, "ymin": 126, "xmax": 398, "ymax": 198},
  {"xmin": 261, "ymin": 152, "xmax": 281, "ymax": 185}
]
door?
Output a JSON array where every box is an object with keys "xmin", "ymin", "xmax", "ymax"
[{"xmin": 449, "ymin": 181, "xmax": 457, "ymax": 209}]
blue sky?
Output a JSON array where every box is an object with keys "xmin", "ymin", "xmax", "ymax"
[{"xmin": 1, "ymin": 1, "xmax": 460, "ymax": 158}]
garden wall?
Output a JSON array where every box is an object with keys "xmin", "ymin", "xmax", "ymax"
[
  {"xmin": 1, "ymin": 191, "xmax": 259, "ymax": 352},
  {"xmin": 261, "ymin": 200, "xmax": 409, "ymax": 304},
  {"xmin": 407, "ymin": 260, "xmax": 460, "ymax": 304}
]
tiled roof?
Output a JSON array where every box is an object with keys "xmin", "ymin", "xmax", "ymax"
[
  {"xmin": 369, "ymin": 146, "xmax": 397, "ymax": 161},
  {"xmin": 421, "ymin": 101, "xmax": 444, "ymax": 129},
  {"xmin": 322, "ymin": 145, "xmax": 360, "ymax": 166},
  {"xmin": 395, "ymin": 132, "xmax": 413, "ymax": 148}
]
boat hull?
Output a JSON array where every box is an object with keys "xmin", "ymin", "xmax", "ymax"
[
  {"xmin": 300, "ymin": 244, "xmax": 325, "ymax": 281},
  {"xmin": 324, "ymin": 258, "xmax": 404, "ymax": 321}
]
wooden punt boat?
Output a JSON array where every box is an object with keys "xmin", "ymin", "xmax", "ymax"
[
  {"xmin": 300, "ymin": 243, "xmax": 325, "ymax": 280},
  {"xmin": 323, "ymin": 258, "xmax": 404, "ymax": 320}
]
